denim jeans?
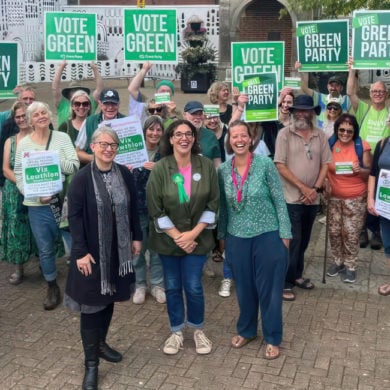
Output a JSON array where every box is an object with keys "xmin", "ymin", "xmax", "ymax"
[
  {"xmin": 380, "ymin": 217, "xmax": 390, "ymax": 257},
  {"xmin": 159, "ymin": 254, "xmax": 207, "ymax": 332},
  {"xmin": 133, "ymin": 213, "xmax": 164, "ymax": 288},
  {"xmin": 286, "ymin": 204, "xmax": 318, "ymax": 289},
  {"xmin": 225, "ymin": 231, "xmax": 288, "ymax": 346},
  {"xmin": 28, "ymin": 205, "xmax": 60, "ymax": 282},
  {"xmin": 222, "ymin": 258, "xmax": 233, "ymax": 279}
]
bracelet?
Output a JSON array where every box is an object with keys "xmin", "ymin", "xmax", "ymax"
[{"xmin": 232, "ymin": 102, "xmax": 238, "ymax": 106}]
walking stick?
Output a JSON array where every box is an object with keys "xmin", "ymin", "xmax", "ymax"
[{"xmin": 322, "ymin": 199, "xmax": 330, "ymax": 284}]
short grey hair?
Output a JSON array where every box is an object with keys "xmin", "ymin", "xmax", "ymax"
[
  {"xmin": 26, "ymin": 101, "xmax": 53, "ymax": 127},
  {"xmin": 91, "ymin": 126, "xmax": 120, "ymax": 144}
]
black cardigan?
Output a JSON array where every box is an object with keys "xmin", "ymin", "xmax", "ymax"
[{"xmin": 65, "ymin": 163, "xmax": 142, "ymax": 306}]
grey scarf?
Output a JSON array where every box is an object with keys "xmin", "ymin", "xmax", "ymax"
[{"xmin": 91, "ymin": 161, "xmax": 133, "ymax": 295}]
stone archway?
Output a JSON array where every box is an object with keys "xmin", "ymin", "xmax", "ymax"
[{"xmin": 218, "ymin": 0, "xmax": 297, "ymax": 79}]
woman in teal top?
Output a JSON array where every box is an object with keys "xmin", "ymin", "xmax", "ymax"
[{"xmin": 218, "ymin": 120, "xmax": 291, "ymax": 360}]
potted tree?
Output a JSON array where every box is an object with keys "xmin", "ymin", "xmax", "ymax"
[{"xmin": 176, "ymin": 15, "xmax": 217, "ymax": 93}]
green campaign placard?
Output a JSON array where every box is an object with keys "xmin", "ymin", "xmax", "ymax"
[
  {"xmin": 243, "ymin": 73, "xmax": 278, "ymax": 122},
  {"xmin": 231, "ymin": 41, "xmax": 284, "ymax": 92},
  {"xmin": 45, "ymin": 12, "xmax": 97, "ymax": 62},
  {"xmin": 352, "ymin": 11, "xmax": 390, "ymax": 69},
  {"xmin": 0, "ymin": 42, "xmax": 18, "ymax": 99},
  {"xmin": 124, "ymin": 9, "xmax": 177, "ymax": 63},
  {"xmin": 296, "ymin": 19, "xmax": 349, "ymax": 72}
]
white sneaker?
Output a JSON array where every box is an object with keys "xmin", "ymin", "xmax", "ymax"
[
  {"xmin": 151, "ymin": 286, "xmax": 166, "ymax": 304},
  {"xmin": 163, "ymin": 332, "xmax": 183, "ymax": 355},
  {"xmin": 218, "ymin": 278, "xmax": 232, "ymax": 297},
  {"xmin": 194, "ymin": 329, "xmax": 212, "ymax": 355},
  {"xmin": 133, "ymin": 287, "xmax": 146, "ymax": 304}
]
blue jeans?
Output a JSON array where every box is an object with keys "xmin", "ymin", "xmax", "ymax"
[
  {"xmin": 285, "ymin": 204, "xmax": 318, "ymax": 289},
  {"xmin": 160, "ymin": 254, "xmax": 207, "ymax": 332},
  {"xmin": 225, "ymin": 231, "xmax": 288, "ymax": 346},
  {"xmin": 380, "ymin": 217, "xmax": 390, "ymax": 257},
  {"xmin": 223, "ymin": 258, "xmax": 233, "ymax": 279},
  {"xmin": 133, "ymin": 213, "xmax": 163, "ymax": 288},
  {"xmin": 28, "ymin": 206, "xmax": 60, "ymax": 282}
]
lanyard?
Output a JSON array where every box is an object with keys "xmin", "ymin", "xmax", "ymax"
[{"xmin": 231, "ymin": 153, "xmax": 252, "ymax": 202}]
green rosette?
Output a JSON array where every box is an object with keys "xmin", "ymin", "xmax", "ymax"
[{"xmin": 172, "ymin": 173, "xmax": 189, "ymax": 204}]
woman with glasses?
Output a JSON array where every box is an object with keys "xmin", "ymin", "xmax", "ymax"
[
  {"xmin": 322, "ymin": 99, "xmax": 343, "ymax": 139},
  {"xmin": 131, "ymin": 116, "xmax": 166, "ymax": 305},
  {"xmin": 0, "ymin": 102, "xmax": 34, "ymax": 285},
  {"xmin": 14, "ymin": 101, "xmax": 79, "ymax": 310},
  {"xmin": 146, "ymin": 119, "xmax": 219, "ymax": 356},
  {"xmin": 59, "ymin": 90, "xmax": 92, "ymax": 145},
  {"xmin": 324, "ymin": 113, "xmax": 372, "ymax": 283},
  {"xmin": 64, "ymin": 126, "xmax": 142, "ymax": 390},
  {"xmin": 203, "ymin": 113, "xmax": 227, "ymax": 163}
]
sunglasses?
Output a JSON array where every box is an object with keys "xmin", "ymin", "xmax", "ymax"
[
  {"xmin": 327, "ymin": 105, "xmax": 340, "ymax": 111},
  {"xmin": 73, "ymin": 101, "xmax": 91, "ymax": 108},
  {"xmin": 338, "ymin": 128, "xmax": 354, "ymax": 135},
  {"xmin": 148, "ymin": 107, "xmax": 163, "ymax": 114}
]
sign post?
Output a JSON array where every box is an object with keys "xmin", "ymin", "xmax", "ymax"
[
  {"xmin": 0, "ymin": 42, "xmax": 18, "ymax": 99},
  {"xmin": 124, "ymin": 9, "xmax": 177, "ymax": 63},
  {"xmin": 44, "ymin": 12, "xmax": 97, "ymax": 62},
  {"xmin": 296, "ymin": 20, "xmax": 349, "ymax": 72}
]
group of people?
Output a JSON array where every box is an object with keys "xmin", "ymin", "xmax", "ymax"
[{"xmin": 1, "ymin": 58, "xmax": 390, "ymax": 390}]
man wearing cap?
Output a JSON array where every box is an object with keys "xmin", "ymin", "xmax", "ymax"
[
  {"xmin": 128, "ymin": 62, "xmax": 179, "ymax": 128},
  {"xmin": 347, "ymin": 60, "xmax": 390, "ymax": 249},
  {"xmin": 75, "ymin": 88, "xmax": 125, "ymax": 165},
  {"xmin": 52, "ymin": 60, "xmax": 104, "ymax": 127},
  {"xmin": 183, "ymin": 101, "xmax": 221, "ymax": 168},
  {"xmin": 295, "ymin": 61, "xmax": 351, "ymax": 129},
  {"xmin": 274, "ymin": 95, "xmax": 332, "ymax": 301}
]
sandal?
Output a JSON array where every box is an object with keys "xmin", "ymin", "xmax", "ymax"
[
  {"xmin": 295, "ymin": 278, "xmax": 315, "ymax": 290},
  {"xmin": 283, "ymin": 289, "xmax": 295, "ymax": 301},
  {"xmin": 264, "ymin": 344, "xmax": 280, "ymax": 360},
  {"xmin": 212, "ymin": 249, "xmax": 223, "ymax": 263},
  {"xmin": 378, "ymin": 283, "xmax": 390, "ymax": 296},
  {"xmin": 231, "ymin": 335, "xmax": 256, "ymax": 349}
]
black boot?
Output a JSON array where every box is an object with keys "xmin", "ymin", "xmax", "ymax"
[
  {"xmin": 43, "ymin": 281, "xmax": 61, "ymax": 310},
  {"xmin": 81, "ymin": 328, "xmax": 99, "ymax": 390},
  {"xmin": 98, "ymin": 303, "xmax": 122, "ymax": 363}
]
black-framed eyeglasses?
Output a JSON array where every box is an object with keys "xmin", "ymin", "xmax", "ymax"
[
  {"xmin": 304, "ymin": 143, "xmax": 312, "ymax": 160},
  {"xmin": 338, "ymin": 128, "xmax": 354, "ymax": 135},
  {"xmin": 148, "ymin": 107, "xmax": 163, "ymax": 114},
  {"xmin": 94, "ymin": 142, "xmax": 119, "ymax": 150},
  {"xmin": 73, "ymin": 101, "xmax": 91, "ymax": 108}
]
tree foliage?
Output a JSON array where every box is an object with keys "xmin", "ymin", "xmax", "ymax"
[{"xmin": 281, "ymin": 0, "xmax": 390, "ymax": 19}]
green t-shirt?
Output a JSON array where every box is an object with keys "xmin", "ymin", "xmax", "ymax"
[
  {"xmin": 356, "ymin": 100, "xmax": 390, "ymax": 153},
  {"xmin": 57, "ymin": 97, "xmax": 98, "ymax": 129}
]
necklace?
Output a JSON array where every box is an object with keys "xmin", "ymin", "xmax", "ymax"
[{"xmin": 231, "ymin": 153, "xmax": 252, "ymax": 211}]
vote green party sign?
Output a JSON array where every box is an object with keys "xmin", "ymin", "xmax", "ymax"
[
  {"xmin": 231, "ymin": 42, "xmax": 284, "ymax": 92},
  {"xmin": 0, "ymin": 42, "xmax": 18, "ymax": 99},
  {"xmin": 44, "ymin": 12, "xmax": 97, "ymax": 62},
  {"xmin": 296, "ymin": 20, "xmax": 349, "ymax": 71},
  {"xmin": 243, "ymin": 73, "xmax": 278, "ymax": 122},
  {"xmin": 124, "ymin": 9, "xmax": 177, "ymax": 63},
  {"xmin": 352, "ymin": 11, "xmax": 390, "ymax": 69}
]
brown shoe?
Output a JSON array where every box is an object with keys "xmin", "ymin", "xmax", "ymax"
[{"xmin": 43, "ymin": 284, "xmax": 61, "ymax": 310}]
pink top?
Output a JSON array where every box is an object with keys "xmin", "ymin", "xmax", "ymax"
[{"xmin": 179, "ymin": 164, "xmax": 192, "ymax": 198}]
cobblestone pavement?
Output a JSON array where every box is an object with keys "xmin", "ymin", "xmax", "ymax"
[{"xmin": 1, "ymin": 81, "xmax": 390, "ymax": 389}]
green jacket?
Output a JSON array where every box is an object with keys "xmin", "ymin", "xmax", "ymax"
[{"xmin": 146, "ymin": 154, "xmax": 219, "ymax": 256}]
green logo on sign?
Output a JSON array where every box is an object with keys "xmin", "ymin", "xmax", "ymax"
[
  {"xmin": 119, "ymin": 135, "xmax": 144, "ymax": 153},
  {"xmin": 25, "ymin": 165, "xmax": 60, "ymax": 184},
  {"xmin": 379, "ymin": 186, "xmax": 390, "ymax": 202},
  {"xmin": 297, "ymin": 24, "xmax": 318, "ymax": 37},
  {"xmin": 353, "ymin": 14, "xmax": 379, "ymax": 28}
]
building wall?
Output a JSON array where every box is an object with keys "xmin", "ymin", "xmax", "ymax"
[{"xmin": 80, "ymin": 0, "xmax": 217, "ymax": 5}]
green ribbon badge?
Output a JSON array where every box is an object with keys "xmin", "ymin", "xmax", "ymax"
[{"xmin": 172, "ymin": 173, "xmax": 189, "ymax": 204}]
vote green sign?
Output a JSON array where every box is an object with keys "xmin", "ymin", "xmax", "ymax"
[
  {"xmin": 352, "ymin": 11, "xmax": 390, "ymax": 69},
  {"xmin": 231, "ymin": 42, "xmax": 284, "ymax": 91},
  {"xmin": 296, "ymin": 20, "xmax": 349, "ymax": 72},
  {"xmin": 45, "ymin": 12, "xmax": 97, "ymax": 61},
  {"xmin": 124, "ymin": 9, "xmax": 177, "ymax": 63},
  {"xmin": 243, "ymin": 73, "xmax": 278, "ymax": 122},
  {"xmin": 0, "ymin": 42, "xmax": 18, "ymax": 99}
]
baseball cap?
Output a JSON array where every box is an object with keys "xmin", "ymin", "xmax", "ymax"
[
  {"xmin": 184, "ymin": 101, "xmax": 204, "ymax": 114},
  {"xmin": 328, "ymin": 76, "xmax": 343, "ymax": 85},
  {"xmin": 99, "ymin": 89, "xmax": 120, "ymax": 104}
]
